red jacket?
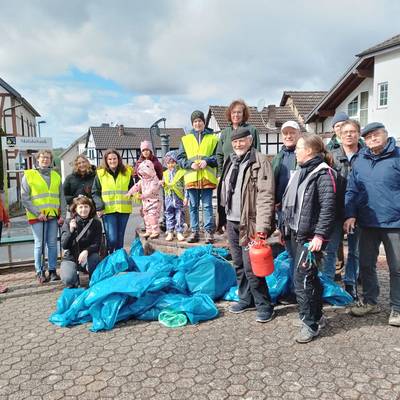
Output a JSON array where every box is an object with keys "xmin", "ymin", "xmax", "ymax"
[{"xmin": 0, "ymin": 199, "xmax": 9, "ymax": 224}]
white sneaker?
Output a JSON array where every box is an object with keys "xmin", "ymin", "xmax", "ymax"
[
  {"xmin": 176, "ymin": 232, "xmax": 185, "ymax": 242},
  {"xmin": 165, "ymin": 232, "xmax": 174, "ymax": 241}
]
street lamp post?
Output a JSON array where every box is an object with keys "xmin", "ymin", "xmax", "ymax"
[{"xmin": 37, "ymin": 120, "xmax": 46, "ymax": 137}]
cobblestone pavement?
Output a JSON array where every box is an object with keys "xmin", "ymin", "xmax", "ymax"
[{"xmin": 0, "ymin": 263, "xmax": 399, "ymax": 399}]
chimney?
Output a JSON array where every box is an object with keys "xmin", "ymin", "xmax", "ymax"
[
  {"xmin": 267, "ymin": 105, "xmax": 276, "ymax": 129},
  {"xmin": 118, "ymin": 124, "xmax": 124, "ymax": 136}
]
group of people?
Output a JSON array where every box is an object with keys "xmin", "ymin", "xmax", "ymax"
[
  {"xmin": 17, "ymin": 98, "xmax": 400, "ymax": 344},
  {"xmin": 217, "ymin": 108, "xmax": 400, "ymax": 344}
]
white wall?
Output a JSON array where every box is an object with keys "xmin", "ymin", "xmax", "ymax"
[
  {"xmin": 371, "ymin": 49, "xmax": 400, "ymax": 140},
  {"xmin": 324, "ymin": 77, "xmax": 373, "ymax": 130}
]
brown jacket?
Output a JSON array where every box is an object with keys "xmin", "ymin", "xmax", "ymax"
[{"xmin": 217, "ymin": 148, "xmax": 275, "ymax": 245}]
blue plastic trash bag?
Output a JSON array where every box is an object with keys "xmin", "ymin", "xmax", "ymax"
[
  {"xmin": 138, "ymin": 293, "xmax": 219, "ymax": 324},
  {"xmin": 185, "ymin": 254, "xmax": 236, "ymax": 300},
  {"xmin": 266, "ymin": 251, "xmax": 292, "ymax": 303},
  {"xmin": 223, "ymin": 286, "xmax": 239, "ymax": 301},
  {"xmin": 130, "ymin": 236, "xmax": 144, "ymax": 257},
  {"xmin": 319, "ymin": 272, "xmax": 353, "ymax": 306},
  {"xmin": 90, "ymin": 249, "xmax": 136, "ymax": 286}
]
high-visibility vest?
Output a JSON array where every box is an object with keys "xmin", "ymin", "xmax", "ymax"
[
  {"xmin": 181, "ymin": 133, "xmax": 218, "ymax": 186},
  {"xmin": 163, "ymin": 169, "xmax": 185, "ymax": 200},
  {"xmin": 24, "ymin": 169, "xmax": 61, "ymax": 220},
  {"xmin": 97, "ymin": 167, "xmax": 132, "ymax": 214}
]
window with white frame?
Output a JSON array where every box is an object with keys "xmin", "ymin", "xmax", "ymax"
[
  {"xmin": 348, "ymin": 96, "xmax": 358, "ymax": 118},
  {"xmin": 347, "ymin": 91, "xmax": 368, "ymax": 127},
  {"xmin": 378, "ymin": 82, "xmax": 388, "ymax": 107}
]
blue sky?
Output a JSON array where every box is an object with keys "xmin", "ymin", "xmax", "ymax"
[{"xmin": 0, "ymin": 0, "xmax": 399, "ymax": 147}]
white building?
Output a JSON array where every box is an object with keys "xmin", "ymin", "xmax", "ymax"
[
  {"xmin": 306, "ymin": 34, "xmax": 400, "ymax": 142},
  {"xmin": 0, "ymin": 77, "xmax": 40, "ymax": 206},
  {"xmin": 59, "ymin": 133, "xmax": 88, "ymax": 181}
]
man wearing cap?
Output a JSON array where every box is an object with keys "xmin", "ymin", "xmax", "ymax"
[
  {"xmin": 177, "ymin": 110, "xmax": 218, "ymax": 244},
  {"xmin": 345, "ymin": 122, "xmax": 400, "ymax": 326},
  {"xmin": 327, "ymin": 111, "xmax": 349, "ymax": 150},
  {"xmin": 217, "ymin": 127, "xmax": 275, "ymax": 323},
  {"xmin": 271, "ymin": 121, "xmax": 300, "ymax": 301},
  {"xmin": 272, "ymin": 121, "xmax": 301, "ymax": 213}
]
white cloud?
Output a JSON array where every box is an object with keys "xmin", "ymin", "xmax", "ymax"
[{"xmin": 0, "ymin": 0, "xmax": 399, "ymax": 147}]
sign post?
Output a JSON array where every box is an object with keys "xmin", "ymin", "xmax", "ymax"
[{"xmin": 1, "ymin": 136, "xmax": 53, "ymax": 210}]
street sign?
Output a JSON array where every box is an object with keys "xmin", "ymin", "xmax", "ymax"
[{"xmin": 1, "ymin": 136, "xmax": 53, "ymax": 150}]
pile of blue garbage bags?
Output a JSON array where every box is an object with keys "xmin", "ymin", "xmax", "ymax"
[{"xmin": 49, "ymin": 239, "xmax": 352, "ymax": 332}]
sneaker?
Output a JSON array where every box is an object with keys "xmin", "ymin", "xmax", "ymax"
[
  {"xmin": 296, "ymin": 323, "xmax": 319, "ymax": 343},
  {"xmin": 0, "ymin": 284, "xmax": 8, "ymax": 294},
  {"xmin": 187, "ymin": 232, "xmax": 200, "ymax": 243},
  {"xmin": 256, "ymin": 309, "xmax": 275, "ymax": 323},
  {"xmin": 165, "ymin": 232, "xmax": 174, "ymax": 241},
  {"xmin": 293, "ymin": 315, "xmax": 326, "ymax": 328},
  {"xmin": 389, "ymin": 309, "xmax": 400, "ymax": 327},
  {"xmin": 318, "ymin": 315, "xmax": 327, "ymax": 329},
  {"xmin": 228, "ymin": 303, "xmax": 256, "ymax": 314},
  {"xmin": 37, "ymin": 271, "xmax": 47, "ymax": 284},
  {"xmin": 349, "ymin": 302, "xmax": 379, "ymax": 317},
  {"xmin": 49, "ymin": 271, "xmax": 61, "ymax": 282},
  {"xmin": 205, "ymin": 231, "xmax": 215, "ymax": 244},
  {"xmin": 345, "ymin": 284, "xmax": 358, "ymax": 301},
  {"xmin": 150, "ymin": 232, "xmax": 159, "ymax": 239},
  {"xmin": 143, "ymin": 232, "xmax": 151, "ymax": 239},
  {"xmin": 176, "ymin": 232, "xmax": 185, "ymax": 242}
]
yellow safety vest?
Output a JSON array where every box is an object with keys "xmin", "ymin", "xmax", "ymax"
[
  {"xmin": 24, "ymin": 169, "xmax": 61, "ymax": 220},
  {"xmin": 97, "ymin": 167, "xmax": 133, "ymax": 214},
  {"xmin": 181, "ymin": 133, "xmax": 218, "ymax": 186},
  {"xmin": 163, "ymin": 169, "xmax": 185, "ymax": 200}
]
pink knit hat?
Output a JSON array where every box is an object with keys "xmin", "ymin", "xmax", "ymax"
[{"xmin": 140, "ymin": 140, "xmax": 153, "ymax": 152}]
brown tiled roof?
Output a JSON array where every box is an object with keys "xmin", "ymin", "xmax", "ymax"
[
  {"xmin": 207, "ymin": 105, "xmax": 298, "ymax": 134},
  {"xmin": 280, "ymin": 91, "xmax": 327, "ymax": 118},
  {"xmin": 356, "ymin": 34, "xmax": 400, "ymax": 57},
  {"xmin": 89, "ymin": 126, "xmax": 185, "ymax": 149}
]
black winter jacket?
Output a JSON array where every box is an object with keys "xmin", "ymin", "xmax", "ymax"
[
  {"xmin": 61, "ymin": 217, "xmax": 103, "ymax": 262},
  {"xmin": 293, "ymin": 160, "xmax": 336, "ymax": 242},
  {"xmin": 330, "ymin": 144, "xmax": 362, "ymax": 220},
  {"xmin": 63, "ymin": 166, "xmax": 96, "ymax": 206}
]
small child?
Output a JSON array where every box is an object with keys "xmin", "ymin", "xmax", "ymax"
[
  {"xmin": 127, "ymin": 159, "xmax": 161, "ymax": 239},
  {"xmin": 163, "ymin": 151, "xmax": 186, "ymax": 242},
  {"xmin": 135, "ymin": 140, "xmax": 163, "ymax": 181}
]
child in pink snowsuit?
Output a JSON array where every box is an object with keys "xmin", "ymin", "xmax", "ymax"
[{"xmin": 127, "ymin": 159, "xmax": 161, "ymax": 239}]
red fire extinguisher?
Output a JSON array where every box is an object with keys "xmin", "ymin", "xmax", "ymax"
[{"xmin": 248, "ymin": 239, "xmax": 274, "ymax": 277}]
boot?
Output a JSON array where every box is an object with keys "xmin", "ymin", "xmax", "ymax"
[
  {"xmin": 205, "ymin": 231, "xmax": 215, "ymax": 244},
  {"xmin": 49, "ymin": 270, "xmax": 61, "ymax": 282},
  {"xmin": 176, "ymin": 232, "xmax": 185, "ymax": 242},
  {"xmin": 187, "ymin": 231, "xmax": 200, "ymax": 243}
]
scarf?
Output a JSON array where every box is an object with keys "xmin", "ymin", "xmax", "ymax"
[
  {"xmin": 226, "ymin": 151, "xmax": 250, "ymax": 213},
  {"xmin": 281, "ymin": 155, "xmax": 324, "ymax": 232}
]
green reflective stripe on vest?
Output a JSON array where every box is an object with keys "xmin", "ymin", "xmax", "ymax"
[
  {"xmin": 24, "ymin": 169, "xmax": 61, "ymax": 220},
  {"xmin": 97, "ymin": 168, "xmax": 133, "ymax": 214},
  {"xmin": 181, "ymin": 133, "xmax": 218, "ymax": 185},
  {"xmin": 163, "ymin": 169, "xmax": 185, "ymax": 200}
]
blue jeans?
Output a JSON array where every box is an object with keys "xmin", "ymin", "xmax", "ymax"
[
  {"xmin": 322, "ymin": 221, "xmax": 359, "ymax": 285},
  {"xmin": 187, "ymin": 188, "xmax": 214, "ymax": 233},
  {"xmin": 31, "ymin": 218, "xmax": 58, "ymax": 274},
  {"xmin": 102, "ymin": 213, "xmax": 130, "ymax": 253}
]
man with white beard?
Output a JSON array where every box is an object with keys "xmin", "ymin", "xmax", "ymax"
[{"xmin": 217, "ymin": 127, "xmax": 275, "ymax": 323}]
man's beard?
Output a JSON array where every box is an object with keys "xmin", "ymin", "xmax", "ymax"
[{"xmin": 234, "ymin": 148, "xmax": 249, "ymax": 157}]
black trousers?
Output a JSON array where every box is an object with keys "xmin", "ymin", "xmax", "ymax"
[
  {"xmin": 226, "ymin": 221, "xmax": 272, "ymax": 312},
  {"xmin": 288, "ymin": 232, "xmax": 323, "ymax": 332}
]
